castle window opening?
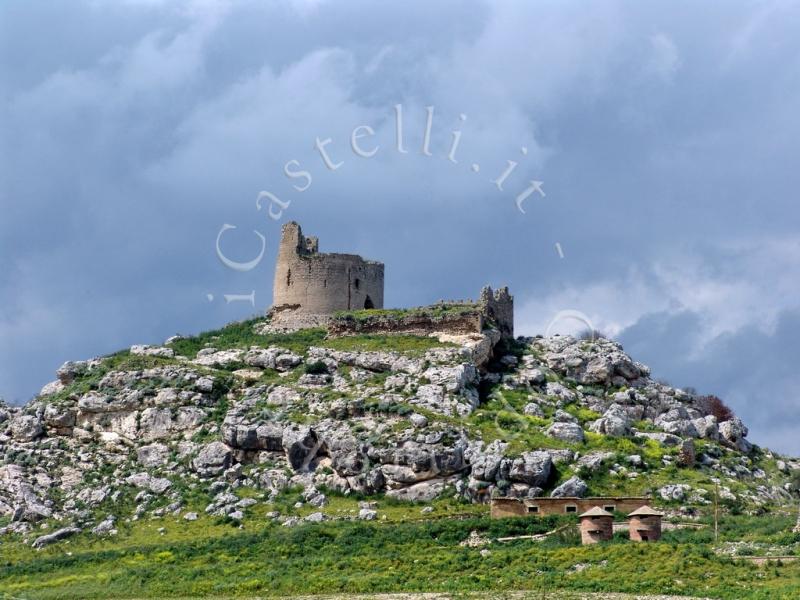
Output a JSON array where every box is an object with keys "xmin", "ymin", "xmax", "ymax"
[
  {"xmin": 354, "ymin": 278, "xmax": 360, "ymax": 290},
  {"xmin": 286, "ymin": 269, "xmax": 292, "ymax": 287}
]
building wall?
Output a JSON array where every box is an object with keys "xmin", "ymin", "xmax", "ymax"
[
  {"xmin": 629, "ymin": 515, "xmax": 662, "ymax": 541},
  {"xmin": 580, "ymin": 516, "xmax": 613, "ymax": 544},
  {"xmin": 490, "ymin": 496, "xmax": 648, "ymax": 518},
  {"xmin": 272, "ymin": 222, "xmax": 384, "ymax": 315}
]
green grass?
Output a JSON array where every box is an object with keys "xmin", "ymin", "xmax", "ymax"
[
  {"xmin": 2, "ymin": 510, "xmax": 799, "ymax": 599},
  {"xmin": 168, "ymin": 319, "xmax": 328, "ymax": 358},
  {"xmin": 561, "ymin": 403, "xmax": 601, "ymax": 424},
  {"xmin": 323, "ymin": 333, "xmax": 453, "ymax": 355},
  {"xmin": 165, "ymin": 317, "xmax": 450, "ymax": 360},
  {"xmin": 334, "ymin": 303, "xmax": 479, "ymax": 323}
]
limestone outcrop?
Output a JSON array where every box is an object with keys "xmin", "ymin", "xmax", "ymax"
[{"xmin": 0, "ymin": 317, "xmax": 793, "ymax": 543}]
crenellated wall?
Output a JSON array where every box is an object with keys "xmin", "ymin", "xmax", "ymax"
[
  {"xmin": 271, "ymin": 222, "xmax": 384, "ymax": 316},
  {"xmin": 480, "ymin": 286, "xmax": 514, "ymax": 338}
]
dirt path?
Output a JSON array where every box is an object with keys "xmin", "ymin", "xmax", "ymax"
[
  {"xmin": 285, "ymin": 594, "xmax": 713, "ymax": 600},
  {"xmin": 143, "ymin": 592, "xmax": 715, "ymax": 600}
]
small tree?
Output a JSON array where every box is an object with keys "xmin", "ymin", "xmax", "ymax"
[{"xmin": 702, "ymin": 394, "xmax": 734, "ymax": 422}]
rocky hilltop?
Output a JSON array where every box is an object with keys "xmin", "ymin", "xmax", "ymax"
[{"xmin": 1, "ymin": 314, "xmax": 797, "ymax": 547}]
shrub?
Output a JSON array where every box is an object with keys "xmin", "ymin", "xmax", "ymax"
[
  {"xmin": 303, "ymin": 361, "xmax": 329, "ymax": 375},
  {"xmin": 701, "ymin": 395, "xmax": 734, "ymax": 422}
]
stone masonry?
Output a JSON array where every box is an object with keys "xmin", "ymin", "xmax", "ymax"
[{"xmin": 271, "ymin": 222, "xmax": 384, "ymax": 320}]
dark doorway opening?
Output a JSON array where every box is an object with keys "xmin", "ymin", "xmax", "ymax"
[{"xmin": 364, "ymin": 295, "xmax": 374, "ymax": 309}]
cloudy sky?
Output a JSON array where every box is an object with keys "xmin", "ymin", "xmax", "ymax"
[{"xmin": 2, "ymin": 1, "xmax": 799, "ymax": 453}]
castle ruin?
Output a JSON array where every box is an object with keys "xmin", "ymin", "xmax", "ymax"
[
  {"xmin": 271, "ymin": 222, "xmax": 384, "ymax": 320},
  {"xmin": 269, "ymin": 221, "xmax": 514, "ymax": 339}
]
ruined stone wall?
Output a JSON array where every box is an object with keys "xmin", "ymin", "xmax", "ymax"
[
  {"xmin": 329, "ymin": 287, "xmax": 515, "ymax": 340},
  {"xmin": 480, "ymin": 286, "xmax": 514, "ymax": 339},
  {"xmin": 328, "ymin": 310, "xmax": 483, "ymax": 338},
  {"xmin": 272, "ymin": 222, "xmax": 384, "ymax": 315}
]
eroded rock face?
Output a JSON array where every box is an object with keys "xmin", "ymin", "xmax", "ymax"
[
  {"xmin": 282, "ymin": 427, "xmax": 320, "ymax": 471},
  {"xmin": 385, "ymin": 477, "xmax": 455, "ymax": 502},
  {"xmin": 139, "ymin": 408, "xmax": 172, "ymax": 441},
  {"xmin": 693, "ymin": 415, "xmax": 719, "ymax": 440},
  {"xmin": 192, "ymin": 442, "xmax": 232, "ymax": 477},
  {"xmin": 0, "ymin": 320, "xmax": 772, "ymax": 543},
  {"xmin": 545, "ymin": 422, "xmax": 585, "ymax": 444},
  {"xmin": 588, "ymin": 404, "xmax": 630, "ymax": 437},
  {"xmin": 43, "ymin": 406, "xmax": 76, "ymax": 430},
  {"xmin": 577, "ymin": 452, "xmax": 614, "ymax": 471},
  {"xmin": 659, "ymin": 483, "xmax": 691, "ymax": 501},
  {"xmin": 720, "ymin": 418, "xmax": 752, "ymax": 453},
  {"xmin": 32, "ymin": 527, "xmax": 81, "ymax": 549},
  {"xmin": 57, "ymin": 359, "xmax": 101, "ymax": 384},
  {"xmin": 125, "ymin": 472, "xmax": 172, "ymax": 495},
  {"xmin": 550, "ymin": 476, "xmax": 587, "ymax": 498},
  {"xmin": 10, "ymin": 416, "xmax": 43, "ymax": 442},
  {"xmin": 193, "ymin": 348, "xmax": 244, "ymax": 368},
  {"xmin": 137, "ymin": 443, "xmax": 170, "ymax": 468},
  {"xmin": 222, "ymin": 420, "xmax": 283, "ymax": 451},
  {"xmin": 131, "ymin": 345, "xmax": 174, "ymax": 358},
  {"xmin": 509, "ymin": 451, "xmax": 552, "ymax": 487},
  {"xmin": 0, "ymin": 465, "xmax": 52, "ymax": 522},
  {"xmin": 78, "ymin": 392, "xmax": 135, "ymax": 414}
]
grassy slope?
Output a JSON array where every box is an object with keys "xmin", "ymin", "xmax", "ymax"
[
  {"xmin": 168, "ymin": 319, "xmax": 455, "ymax": 358},
  {"xmin": 1, "ymin": 506, "xmax": 799, "ymax": 599},
  {"xmin": 4, "ymin": 316, "xmax": 799, "ymax": 598}
]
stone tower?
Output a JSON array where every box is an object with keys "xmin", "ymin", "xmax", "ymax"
[
  {"xmin": 479, "ymin": 286, "xmax": 514, "ymax": 339},
  {"xmin": 271, "ymin": 222, "xmax": 384, "ymax": 318}
]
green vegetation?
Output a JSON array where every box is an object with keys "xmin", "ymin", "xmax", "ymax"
[
  {"xmin": 168, "ymin": 319, "xmax": 328, "ymax": 358},
  {"xmin": 14, "ymin": 306, "xmax": 800, "ymax": 598},
  {"xmin": 303, "ymin": 360, "xmax": 329, "ymax": 375},
  {"xmin": 43, "ymin": 351, "xmax": 187, "ymax": 406},
  {"xmin": 323, "ymin": 333, "xmax": 454, "ymax": 355},
  {"xmin": 334, "ymin": 302, "xmax": 478, "ymax": 323},
  {"xmin": 2, "ymin": 508, "xmax": 799, "ymax": 599},
  {"xmin": 166, "ymin": 317, "xmax": 451, "ymax": 360}
]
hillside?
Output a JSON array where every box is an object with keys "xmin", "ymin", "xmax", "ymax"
[{"xmin": 1, "ymin": 312, "xmax": 799, "ymax": 598}]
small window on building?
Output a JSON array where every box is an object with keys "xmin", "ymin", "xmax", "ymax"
[
  {"xmin": 286, "ymin": 269, "xmax": 292, "ymax": 287},
  {"xmin": 604, "ymin": 505, "xmax": 616, "ymax": 513},
  {"xmin": 527, "ymin": 506, "xmax": 539, "ymax": 513},
  {"xmin": 565, "ymin": 505, "xmax": 577, "ymax": 513},
  {"xmin": 354, "ymin": 278, "xmax": 360, "ymax": 290}
]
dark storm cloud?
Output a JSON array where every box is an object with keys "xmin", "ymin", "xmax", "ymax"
[{"xmin": 618, "ymin": 308, "xmax": 800, "ymax": 454}]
